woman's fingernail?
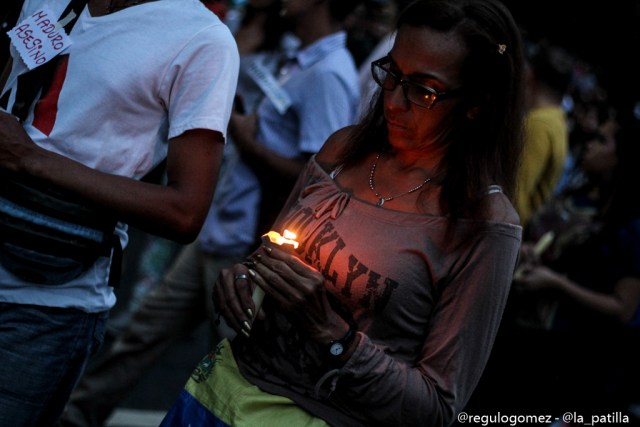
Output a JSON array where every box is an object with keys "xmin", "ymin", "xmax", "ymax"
[
  {"xmin": 248, "ymin": 269, "xmax": 256, "ymax": 277},
  {"xmin": 243, "ymin": 320, "xmax": 252, "ymax": 331},
  {"xmin": 263, "ymin": 245, "xmax": 272, "ymax": 253},
  {"xmin": 241, "ymin": 329, "xmax": 250, "ymax": 338},
  {"xmin": 255, "ymin": 254, "xmax": 262, "ymax": 261},
  {"xmin": 247, "ymin": 308, "xmax": 254, "ymax": 318}
]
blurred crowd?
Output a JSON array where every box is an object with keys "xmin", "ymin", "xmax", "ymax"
[
  {"xmin": 2, "ymin": 0, "xmax": 639, "ymax": 425},
  {"xmin": 466, "ymin": 30, "xmax": 640, "ymax": 426},
  {"xmin": 130, "ymin": 1, "xmax": 640, "ymax": 421}
]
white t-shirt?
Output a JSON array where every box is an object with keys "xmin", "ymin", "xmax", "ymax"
[{"xmin": 0, "ymin": 0, "xmax": 240, "ymax": 312}]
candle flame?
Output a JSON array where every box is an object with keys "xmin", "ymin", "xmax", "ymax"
[{"xmin": 263, "ymin": 229, "xmax": 299, "ymax": 249}]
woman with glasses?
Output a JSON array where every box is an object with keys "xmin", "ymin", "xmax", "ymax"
[{"xmin": 168, "ymin": 0, "xmax": 526, "ymax": 426}]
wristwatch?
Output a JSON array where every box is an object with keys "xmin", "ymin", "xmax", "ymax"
[{"xmin": 328, "ymin": 327, "xmax": 356, "ymax": 357}]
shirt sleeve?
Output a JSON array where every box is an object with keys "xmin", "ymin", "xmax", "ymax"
[
  {"xmin": 327, "ymin": 227, "xmax": 521, "ymax": 426},
  {"xmin": 161, "ymin": 23, "xmax": 240, "ymax": 140},
  {"xmin": 297, "ymin": 69, "xmax": 358, "ymax": 154}
]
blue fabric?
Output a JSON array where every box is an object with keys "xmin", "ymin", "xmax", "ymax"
[
  {"xmin": 256, "ymin": 31, "xmax": 359, "ymax": 157},
  {"xmin": 0, "ymin": 242, "xmax": 88, "ymax": 285},
  {"xmin": 160, "ymin": 389, "xmax": 230, "ymax": 427},
  {"xmin": 620, "ymin": 219, "xmax": 640, "ymax": 328},
  {"xmin": 0, "ymin": 303, "xmax": 107, "ymax": 427},
  {"xmin": 198, "ymin": 31, "xmax": 359, "ymax": 256},
  {"xmin": 630, "ymin": 308, "xmax": 640, "ymax": 329},
  {"xmin": 553, "ymin": 218, "xmax": 640, "ymax": 332}
]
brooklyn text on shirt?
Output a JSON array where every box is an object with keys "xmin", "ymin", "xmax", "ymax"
[
  {"xmin": 7, "ymin": 8, "xmax": 73, "ymax": 69},
  {"xmin": 283, "ymin": 204, "xmax": 400, "ymax": 314}
]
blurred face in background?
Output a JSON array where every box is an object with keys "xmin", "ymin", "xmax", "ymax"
[
  {"xmin": 581, "ymin": 111, "xmax": 619, "ymax": 178},
  {"xmin": 581, "ymin": 138, "xmax": 618, "ymax": 177}
]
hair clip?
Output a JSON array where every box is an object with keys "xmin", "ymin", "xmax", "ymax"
[{"xmin": 497, "ymin": 44, "xmax": 507, "ymax": 55}]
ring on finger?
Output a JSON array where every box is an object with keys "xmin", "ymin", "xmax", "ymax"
[{"xmin": 234, "ymin": 273, "xmax": 249, "ymax": 284}]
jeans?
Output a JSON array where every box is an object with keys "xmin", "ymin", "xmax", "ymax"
[
  {"xmin": 0, "ymin": 303, "xmax": 107, "ymax": 427},
  {"xmin": 60, "ymin": 241, "xmax": 244, "ymax": 427}
]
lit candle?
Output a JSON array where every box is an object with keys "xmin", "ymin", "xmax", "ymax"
[
  {"xmin": 262, "ymin": 229, "xmax": 299, "ymax": 249},
  {"xmin": 251, "ymin": 230, "xmax": 300, "ymax": 321}
]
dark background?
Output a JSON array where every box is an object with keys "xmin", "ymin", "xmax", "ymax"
[
  {"xmin": 3, "ymin": 1, "xmax": 639, "ymax": 117},
  {"xmin": 0, "ymin": 0, "xmax": 638, "ymax": 422},
  {"xmin": 502, "ymin": 0, "xmax": 640, "ymax": 122}
]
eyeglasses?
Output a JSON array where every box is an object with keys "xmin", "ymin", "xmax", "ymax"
[{"xmin": 371, "ymin": 57, "xmax": 463, "ymax": 109}]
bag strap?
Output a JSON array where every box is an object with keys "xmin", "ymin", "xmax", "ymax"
[
  {"xmin": 0, "ymin": 0, "xmax": 88, "ymax": 121},
  {"xmin": 1, "ymin": 0, "xmax": 158, "ymax": 288}
]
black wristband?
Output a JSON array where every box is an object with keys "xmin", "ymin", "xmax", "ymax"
[{"xmin": 328, "ymin": 327, "xmax": 356, "ymax": 358}]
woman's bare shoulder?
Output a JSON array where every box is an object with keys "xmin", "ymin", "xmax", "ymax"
[{"xmin": 316, "ymin": 126, "xmax": 357, "ymax": 165}]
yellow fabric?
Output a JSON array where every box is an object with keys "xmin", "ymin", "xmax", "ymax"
[
  {"xmin": 184, "ymin": 339, "xmax": 329, "ymax": 427},
  {"xmin": 515, "ymin": 106, "xmax": 568, "ymax": 226}
]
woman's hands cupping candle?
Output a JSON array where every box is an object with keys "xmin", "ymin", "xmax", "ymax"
[{"xmin": 250, "ymin": 229, "xmax": 299, "ymax": 320}]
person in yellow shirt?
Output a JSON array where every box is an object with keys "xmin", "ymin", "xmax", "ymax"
[{"xmin": 516, "ymin": 41, "xmax": 575, "ymax": 228}]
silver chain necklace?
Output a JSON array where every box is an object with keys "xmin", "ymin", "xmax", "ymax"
[{"xmin": 368, "ymin": 153, "xmax": 432, "ymax": 207}]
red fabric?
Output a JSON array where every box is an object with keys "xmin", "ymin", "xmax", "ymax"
[
  {"xmin": 32, "ymin": 55, "xmax": 69, "ymax": 136},
  {"xmin": 203, "ymin": 1, "xmax": 227, "ymax": 20}
]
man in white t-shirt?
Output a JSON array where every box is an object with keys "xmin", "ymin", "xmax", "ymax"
[
  {"xmin": 0, "ymin": 0, "xmax": 239, "ymax": 425},
  {"xmin": 59, "ymin": 0, "xmax": 362, "ymax": 426}
]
